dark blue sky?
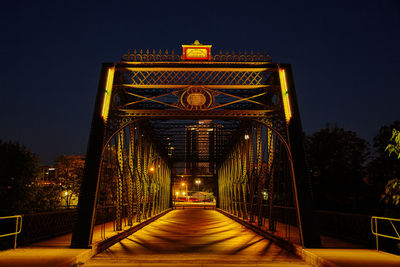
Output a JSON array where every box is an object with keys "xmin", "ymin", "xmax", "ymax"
[{"xmin": 1, "ymin": 0, "xmax": 399, "ymax": 164}]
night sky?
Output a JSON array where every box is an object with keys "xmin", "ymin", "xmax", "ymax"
[{"xmin": 1, "ymin": 1, "xmax": 399, "ymax": 164}]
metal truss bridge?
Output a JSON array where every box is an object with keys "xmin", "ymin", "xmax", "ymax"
[
  {"xmin": 2, "ymin": 42, "xmax": 398, "ymax": 267},
  {"xmin": 71, "ymin": 41, "xmax": 321, "ymax": 254}
]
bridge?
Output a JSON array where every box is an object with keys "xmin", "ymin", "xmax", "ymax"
[{"xmin": 1, "ymin": 41, "xmax": 399, "ymax": 266}]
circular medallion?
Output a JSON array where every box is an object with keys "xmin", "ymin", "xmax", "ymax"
[
  {"xmin": 187, "ymin": 93, "xmax": 206, "ymax": 106},
  {"xmin": 180, "ymin": 87, "xmax": 213, "ymax": 110}
]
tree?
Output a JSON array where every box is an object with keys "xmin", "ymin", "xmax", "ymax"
[
  {"xmin": 386, "ymin": 129, "xmax": 400, "ymax": 159},
  {"xmin": 306, "ymin": 124, "xmax": 369, "ymax": 211},
  {"xmin": 0, "ymin": 140, "xmax": 40, "ymax": 214},
  {"xmin": 55, "ymin": 155, "xmax": 84, "ymax": 208},
  {"xmin": 382, "ymin": 127, "xmax": 400, "ymax": 206},
  {"xmin": 366, "ymin": 121, "xmax": 400, "ymax": 210}
]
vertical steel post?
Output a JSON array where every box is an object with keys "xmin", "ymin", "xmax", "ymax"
[
  {"xmin": 281, "ymin": 64, "xmax": 321, "ymax": 248},
  {"xmin": 71, "ymin": 63, "xmax": 113, "ymax": 248},
  {"xmin": 115, "ymin": 129, "xmax": 124, "ymax": 231},
  {"xmin": 256, "ymin": 124, "xmax": 264, "ymax": 226},
  {"xmin": 135, "ymin": 132, "xmax": 143, "ymax": 223},
  {"xmin": 266, "ymin": 124, "xmax": 275, "ymax": 231},
  {"xmin": 127, "ymin": 126, "xmax": 135, "ymax": 226}
]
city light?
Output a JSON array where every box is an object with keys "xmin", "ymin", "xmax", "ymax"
[
  {"xmin": 244, "ymin": 134, "xmax": 250, "ymax": 140},
  {"xmin": 196, "ymin": 179, "xmax": 201, "ymax": 191},
  {"xmin": 149, "ymin": 166, "xmax": 155, "ymax": 172}
]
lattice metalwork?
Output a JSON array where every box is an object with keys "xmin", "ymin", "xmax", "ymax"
[
  {"xmin": 96, "ymin": 122, "xmax": 171, "ymax": 231},
  {"xmin": 218, "ymin": 121, "xmax": 300, "ymax": 243},
  {"xmin": 118, "ymin": 68, "xmax": 270, "ymax": 87}
]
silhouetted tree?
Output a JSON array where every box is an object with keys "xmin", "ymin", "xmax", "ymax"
[
  {"xmin": 306, "ymin": 124, "xmax": 369, "ymax": 212},
  {"xmin": 0, "ymin": 140, "xmax": 40, "ymax": 214}
]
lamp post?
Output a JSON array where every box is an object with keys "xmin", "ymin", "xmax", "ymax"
[
  {"xmin": 195, "ymin": 179, "xmax": 201, "ymax": 192},
  {"xmin": 181, "ymin": 182, "xmax": 187, "ymax": 201}
]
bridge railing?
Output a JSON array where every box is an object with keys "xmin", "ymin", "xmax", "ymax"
[
  {"xmin": 0, "ymin": 215, "xmax": 22, "ymax": 249},
  {"xmin": 371, "ymin": 216, "xmax": 400, "ymax": 253},
  {"xmin": 14, "ymin": 202, "xmax": 161, "ymax": 246},
  {"xmin": 228, "ymin": 202, "xmax": 375, "ymax": 247},
  {"xmin": 15, "ymin": 205, "xmax": 122, "ymax": 246}
]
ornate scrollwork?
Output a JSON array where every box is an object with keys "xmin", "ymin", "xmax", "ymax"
[{"xmin": 121, "ymin": 49, "xmax": 272, "ymax": 62}]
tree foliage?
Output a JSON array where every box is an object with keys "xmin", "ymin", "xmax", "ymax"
[
  {"xmin": 306, "ymin": 124, "xmax": 369, "ymax": 211},
  {"xmin": 0, "ymin": 140, "xmax": 40, "ymax": 214},
  {"xmin": 386, "ymin": 129, "xmax": 400, "ymax": 159},
  {"xmin": 55, "ymin": 155, "xmax": 84, "ymax": 208},
  {"xmin": 365, "ymin": 121, "xmax": 400, "ymax": 210},
  {"xmin": 381, "ymin": 126, "xmax": 400, "ymax": 207}
]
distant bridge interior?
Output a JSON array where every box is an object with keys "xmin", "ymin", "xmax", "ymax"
[{"xmin": 71, "ymin": 41, "xmax": 322, "ymax": 257}]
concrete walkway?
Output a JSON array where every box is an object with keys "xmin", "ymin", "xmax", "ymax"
[
  {"xmin": 0, "ymin": 207, "xmax": 399, "ymax": 267},
  {"xmin": 84, "ymin": 208, "xmax": 310, "ymax": 267}
]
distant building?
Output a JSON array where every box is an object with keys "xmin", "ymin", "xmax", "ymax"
[
  {"xmin": 38, "ymin": 165, "xmax": 57, "ymax": 185},
  {"xmin": 185, "ymin": 120, "xmax": 223, "ymax": 176},
  {"xmin": 38, "ymin": 155, "xmax": 85, "ymax": 207}
]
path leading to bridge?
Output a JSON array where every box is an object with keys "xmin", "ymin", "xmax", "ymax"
[{"xmin": 83, "ymin": 208, "xmax": 310, "ymax": 266}]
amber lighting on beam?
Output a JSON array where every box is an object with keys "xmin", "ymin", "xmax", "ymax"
[
  {"xmin": 101, "ymin": 67, "xmax": 115, "ymax": 121},
  {"xmin": 278, "ymin": 68, "xmax": 292, "ymax": 123}
]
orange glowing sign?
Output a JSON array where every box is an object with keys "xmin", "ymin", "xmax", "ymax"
[{"xmin": 182, "ymin": 40, "xmax": 212, "ymax": 60}]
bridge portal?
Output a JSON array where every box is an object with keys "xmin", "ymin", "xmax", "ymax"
[{"xmin": 71, "ymin": 41, "xmax": 321, "ymax": 249}]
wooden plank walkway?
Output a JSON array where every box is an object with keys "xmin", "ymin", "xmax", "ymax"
[{"xmin": 83, "ymin": 208, "xmax": 310, "ymax": 266}]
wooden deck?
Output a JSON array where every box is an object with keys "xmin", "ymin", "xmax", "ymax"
[{"xmin": 83, "ymin": 208, "xmax": 310, "ymax": 266}]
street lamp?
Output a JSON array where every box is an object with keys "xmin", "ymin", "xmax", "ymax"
[
  {"xmin": 181, "ymin": 182, "xmax": 187, "ymax": 201},
  {"xmin": 195, "ymin": 179, "xmax": 201, "ymax": 192}
]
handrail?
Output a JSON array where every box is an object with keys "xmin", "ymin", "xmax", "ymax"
[
  {"xmin": 0, "ymin": 215, "xmax": 23, "ymax": 249},
  {"xmin": 371, "ymin": 216, "xmax": 400, "ymax": 251}
]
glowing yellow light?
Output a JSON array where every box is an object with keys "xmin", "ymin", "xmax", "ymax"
[
  {"xmin": 181, "ymin": 183, "xmax": 185, "ymax": 186},
  {"xmin": 278, "ymin": 68, "xmax": 292, "ymax": 123},
  {"xmin": 64, "ymin": 191, "xmax": 68, "ymax": 196},
  {"xmin": 244, "ymin": 134, "xmax": 250, "ymax": 140},
  {"xmin": 101, "ymin": 67, "xmax": 115, "ymax": 122},
  {"xmin": 176, "ymin": 192, "xmax": 179, "ymax": 196},
  {"xmin": 149, "ymin": 166, "xmax": 155, "ymax": 172}
]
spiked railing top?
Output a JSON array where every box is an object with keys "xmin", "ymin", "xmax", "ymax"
[{"xmin": 121, "ymin": 49, "xmax": 272, "ymax": 62}]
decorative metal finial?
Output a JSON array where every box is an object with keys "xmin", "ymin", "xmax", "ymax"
[{"xmin": 193, "ymin": 40, "xmax": 201, "ymax": 45}]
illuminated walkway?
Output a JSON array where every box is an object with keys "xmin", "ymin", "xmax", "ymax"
[
  {"xmin": 0, "ymin": 208, "xmax": 399, "ymax": 267},
  {"xmin": 83, "ymin": 208, "xmax": 310, "ymax": 266}
]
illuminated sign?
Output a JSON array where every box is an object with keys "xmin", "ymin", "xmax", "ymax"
[{"xmin": 182, "ymin": 40, "xmax": 212, "ymax": 60}]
